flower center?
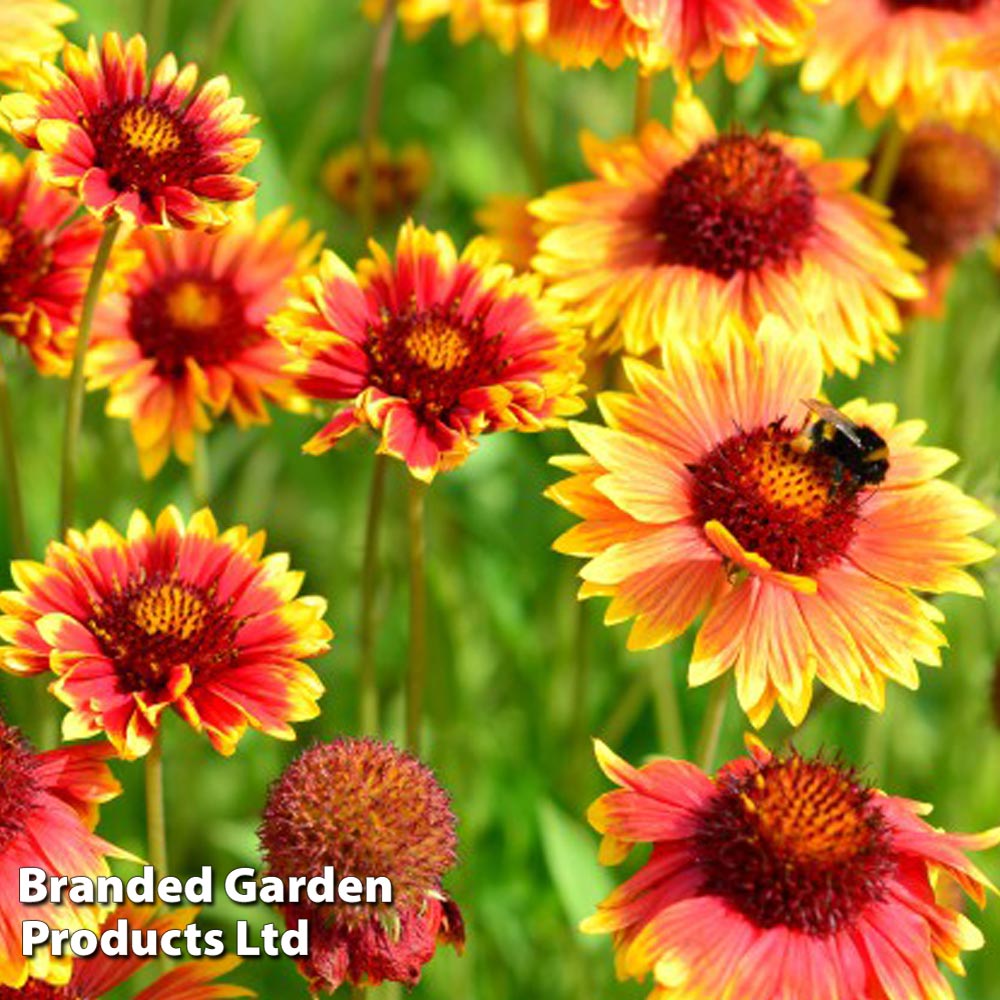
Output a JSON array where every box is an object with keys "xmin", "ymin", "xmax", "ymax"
[
  {"xmin": 128, "ymin": 273, "xmax": 257, "ymax": 377},
  {"xmin": 0, "ymin": 985, "xmax": 81, "ymax": 1000},
  {"xmin": 885, "ymin": 0, "xmax": 985, "ymax": 10},
  {"xmin": 88, "ymin": 575, "xmax": 240, "ymax": 695},
  {"xmin": 693, "ymin": 754, "xmax": 897, "ymax": 935},
  {"xmin": 88, "ymin": 98, "xmax": 199, "ymax": 196},
  {"xmin": 261, "ymin": 739, "xmax": 458, "ymax": 930},
  {"xmin": 687, "ymin": 422, "xmax": 860, "ymax": 575},
  {"xmin": 656, "ymin": 134, "xmax": 817, "ymax": 280},
  {"xmin": 0, "ymin": 221, "xmax": 50, "ymax": 324},
  {"xmin": 890, "ymin": 126, "xmax": 1000, "ymax": 262},
  {"xmin": 0, "ymin": 720, "xmax": 40, "ymax": 853},
  {"xmin": 367, "ymin": 302, "xmax": 505, "ymax": 417}
]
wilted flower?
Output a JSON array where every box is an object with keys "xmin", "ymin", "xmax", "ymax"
[
  {"xmin": 273, "ymin": 219, "xmax": 585, "ymax": 481},
  {"xmin": 548, "ymin": 317, "xmax": 994, "ymax": 726},
  {"xmin": 0, "ymin": 507, "xmax": 331, "ymax": 759},
  {"xmin": 0, "ymin": 32, "xmax": 259, "ymax": 229},
  {"xmin": 0, "ymin": 715, "xmax": 131, "ymax": 988},
  {"xmin": 259, "ymin": 738, "xmax": 464, "ymax": 993},
  {"xmin": 532, "ymin": 95, "xmax": 922, "ymax": 373},
  {"xmin": 87, "ymin": 204, "xmax": 319, "ymax": 478},
  {"xmin": 585, "ymin": 736, "xmax": 1000, "ymax": 1000}
]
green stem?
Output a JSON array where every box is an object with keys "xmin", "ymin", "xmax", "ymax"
[
  {"xmin": 513, "ymin": 44, "xmax": 544, "ymax": 193},
  {"xmin": 60, "ymin": 219, "xmax": 120, "ymax": 536},
  {"xmin": 203, "ymin": 0, "xmax": 243, "ymax": 69},
  {"xmin": 146, "ymin": 729, "xmax": 168, "ymax": 878},
  {"xmin": 601, "ymin": 670, "xmax": 649, "ymax": 748},
  {"xmin": 145, "ymin": 0, "xmax": 171, "ymax": 57},
  {"xmin": 633, "ymin": 72, "xmax": 654, "ymax": 134},
  {"xmin": 405, "ymin": 477, "xmax": 427, "ymax": 752},
  {"xmin": 358, "ymin": 453, "xmax": 388, "ymax": 735},
  {"xmin": 359, "ymin": 0, "xmax": 399, "ymax": 238},
  {"xmin": 695, "ymin": 676, "xmax": 731, "ymax": 771},
  {"xmin": 650, "ymin": 648, "xmax": 686, "ymax": 759},
  {"xmin": 0, "ymin": 349, "xmax": 29, "ymax": 557},
  {"xmin": 867, "ymin": 119, "xmax": 906, "ymax": 205},
  {"xmin": 191, "ymin": 433, "xmax": 210, "ymax": 507}
]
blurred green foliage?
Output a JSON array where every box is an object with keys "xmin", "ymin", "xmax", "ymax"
[{"xmin": 1, "ymin": 0, "xmax": 999, "ymax": 997}]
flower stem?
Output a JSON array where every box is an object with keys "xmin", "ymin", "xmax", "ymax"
[
  {"xmin": 514, "ymin": 44, "xmax": 544, "ymax": 192},
  {"xmin": 146, "ymin": 730, "xmax": 168, "ymax": 879},
  {"xmin": 634, "ymin": 72, "xmax": 654, "ymax": 135},
  {"xmin": 650, "ymin": 648, "xmax": 686, "ymax": 759},
  {"xmin": 60, "ymin": 219, "xmax": 120, "ymax": 536},
  {"xmin": 203, "ymin": 0, "xmax": 243, "ymax": 69},
  {"xmin": 565, "ymin": 598, "xmax": 592, "ymax": 790},
  {"xmin": 358, "ymin": 453, "xmax": 388, "ymax": 735},
  {"xmin": 0, "ymin": 349, "xmax": 29, "ymax": 558},
  {"xmin": 191, "ymin": 433, "xmax": 210, "ymax": 507},
  {"xmin": 695, "ymin": 675, "xmax": 731, "ymax": 771},
  {"xmin": 359, "ymin": 0, "xmax": 399, "ymax": 238},
  {"xmin": 405, "ymin": 477, "xmax": 428, "ymax": 752},
  {"xmin": 868, "ymin": 118, "xmax": 906, "ymax": 205}
]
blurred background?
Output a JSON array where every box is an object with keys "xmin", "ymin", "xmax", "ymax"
[{"xmin": 1, "ymin": 0, "xmax": 999, "ymax": 996}]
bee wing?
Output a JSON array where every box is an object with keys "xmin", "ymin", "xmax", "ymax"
[{"xmin": 801, "ymin": 398, "xmax": 863, "ymax": 447}]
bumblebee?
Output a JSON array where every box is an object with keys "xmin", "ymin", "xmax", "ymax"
[{"xmin": 797, "ymin": 399, "xmax": 889, "ymax": 490}]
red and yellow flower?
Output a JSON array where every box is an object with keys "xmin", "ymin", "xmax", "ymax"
[
  {"xmin": 0, "ymin": 0, "xmax": 74, "ymax": 88},
  {"xmin": 0, "ymin": 716, "xmax": 132, "ymax": 988},
  {"xmin": 0, "ymin": 506, "xmax": 332, "ymax": 760},
  {"xmin": 260, "ymin": 738, "xmax": 464, "ymax": 993},
  {"xmin": 86, "ymin": 204, "xmax": 319, "ymax": 478},
  {"xmin": 0, "ymin": 152, "xmax": 105, "ymax": 375},
  {"xmin": 273, "ymin": 219, "xmax": 585, "ymax": 482},
  {"xmin": 0, "ymin": 32, "xmax": 260, "ymax": 229},
  {"xmin": 793, "ymin": 0, "xmax": 1000, "ymax": 128},
  {"xmin": 361, "ymin": 0, "xmax": 450, "ymax": 39},
  {"xmin": 0, "ymin": 906, "xmax": 253, "ymax": 999},
  {"xmin": 548, "ymin": 317, "xmax": 994, "ymax": 726},
  {"xmin": 546, "ymin": 0, "xmax": 822, "ymax": 79},
  {"xmin": 586, "ymin": 736, "xmax": 1000, "ymax": 1000},
  {"xmin": 532, "ymin": 96, "xmax": 922, "ymax": 374}
]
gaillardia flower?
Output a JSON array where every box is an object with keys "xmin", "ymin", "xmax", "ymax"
[
  {"xmin": 532, "ymin": 96, "xmax": 922, "ymax": 373},
  {"xmin": 0, "ymin": 152, "xmax": 104, "ymax": 375},
  {"xmin": 0, "ymin": 32, "xmax": 260, "ymax": 228},
  {"xmin": 585, "ymin": 737, "xmax": 1000, "ymax": 1000},
  {"xmin": 545, "ymin": 0, "xmax": 822, "ymax": 79},
  {"xmin": 450, "ymin": 0, "xmax": 547, "ymax": 53},
  {"xmin": 0, "ymin": 907, "xmax": 254, "ymax": 999},
  {"xmin": 259, "ymin": 738, "xmax": 464, "ymax": 993},
  {"xmin": 361, "ymin": 0, "xmax": 450, "ymax": 38},
  {"xmin": 547, "ymin": 318, "xmax": 994, "ymax": 725},
  {"xmin": 0, "ymin": 0, "xmax": 74, "ymax": 88},
  {"xmin": 321, "ymin": 142, "xmax": 431, "ymax": 220},
  {"xmin": 887, "ymin": 123, "xmax": 1000, "ymax": 315},
  {"xmin": 0, "ymin": 507, "xmax": 331, "ymax": 759},
  {"xmin": 86, "ymin": 204, "xmax": 319, "ymax": 478},
  {"xmin": 273, "ymin": 219, "xmax": 585, "ymax": 482},
  {"xmin": 0, "ymin": 716, "xmax": 131, "ymax": 988},
  {"xmin": 794, "ymin": 0, "xmax": 1000, "ymax": 127}
]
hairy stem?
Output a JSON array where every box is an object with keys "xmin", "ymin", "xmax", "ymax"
[
  {"xmin": 358, "ymin": 454, "xmax": 388, "ymax": 735},
  {"xmin": 405, "ymin": 477, "xmax": 428, "ymax": 752}
]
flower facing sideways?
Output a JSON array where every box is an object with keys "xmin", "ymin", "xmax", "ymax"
[
  {"xmin": 0, "ymin": 0, "xmax": 74, "ymax": 88},
  {"xmin": 273, "ymin": 219, "xmax": 585, "ymax": 482},
  {"xmin": 547, "ymin": 317, "xmax": 994, "ymax": 725},
  {"xmin": 87, "ymin": 204, "xmax": 319, "ymax": 478},
  {"xmin": 532, "ymin": 96, "xmax": 922, "ymax": 373},
  {"xmin": 0, "ymin": 716, "xmax": 132, "ymax": 988},
  {"xmin": 585, "ymin": 737, "xmax": 1000, "ymax": 1000},
  {"xmin": 259, "ymin": 738, "xmax": 464, "ymax": 993},
  {"xmin": 0, "ymin": 152, "xmax": 105, "ymax": 375},
  {"xmin": 0, "ymin": 507, "xmax": 331, "ymax": 759},
  {"xmin": 0, "ymin": 906, "xmax": 254, "ymax": 999},
  {"xmin": 0, "ymin": 32, "xmax": 259, "ymax": 229}
]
